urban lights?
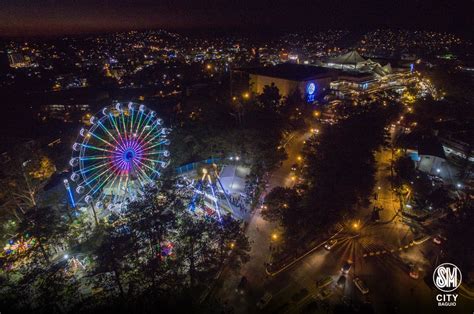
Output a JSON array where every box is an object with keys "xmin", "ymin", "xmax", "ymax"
[{"xmin": 352, "ymin": 220, "xmax": 361, "ymax": 230}]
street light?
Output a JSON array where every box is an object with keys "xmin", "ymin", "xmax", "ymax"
[
  {"xmin": 242, "ymin": 92, "xmax": 250, "ymax": 99},
  {"xmin": 271, "ymin": 233, "xmax": 278, "ymax": 241},
  {"xmin": 352, "ymin": 220, "xmax": 360, "ymax": 230},
  {"xmin": 21, "ymin": 159, "xmax": 37, "ymax": 207}
]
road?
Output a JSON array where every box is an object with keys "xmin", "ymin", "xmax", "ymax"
[
  {"xmin": 258, "ymin": 143, "xmax": 474, "ymax": 313},
  {"xmin": 213, "ymin": 128, "xmax": 474, "ymax": 313},
  {"xmin": 213, "ymin": 130, "xmax": 310, "ymax": 312}
]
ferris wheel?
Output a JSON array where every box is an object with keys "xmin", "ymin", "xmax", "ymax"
[{"xmin": 68, "ymin": 102, "xmax": 170, "ymax": 206}]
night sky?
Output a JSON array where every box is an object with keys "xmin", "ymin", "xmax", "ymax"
[{"xmin": 0, "ymin": 0, "xmax": 472, "ymax": 36}]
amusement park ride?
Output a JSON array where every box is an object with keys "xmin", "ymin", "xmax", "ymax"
[
  {"xmin": 186, "ymin": 165, "xmax": 234, "ymax": 222},
  {"xmin": 64, "ymin": 102, "xmax": 171, "ymax": 215},
  {"xmin": 3, "ymin": 101, "xmax": 242, "ymax": 268},
  {"xmin": 63, "ymin": 101, "xmax": 242, "ymax": 224}
]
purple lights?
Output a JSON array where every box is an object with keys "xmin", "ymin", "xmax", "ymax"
[
  {"xmin": 70, "ymin": 103, "xmax": 170, "ymax": 199},
  {"xmin": 112, "ymin": 140, "xmax": 144, "ymax": 172}
]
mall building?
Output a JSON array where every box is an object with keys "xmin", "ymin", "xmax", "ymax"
[
  {"xmin": 232, "ymin": 50, "xmax": 413, "ymax": 102},
  {"xmin": 232, "ymin": 63, "xmax": 336, "ymax": 103}
]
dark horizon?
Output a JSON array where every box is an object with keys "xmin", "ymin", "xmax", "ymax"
[{"xmin": 1, "ymin": 0, "xmax": 472, "ymax": 38}]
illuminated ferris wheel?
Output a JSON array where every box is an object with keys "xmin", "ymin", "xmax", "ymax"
[{"xmin": 68, "ymin": 102, "xmax": 170, "ymax": 206}]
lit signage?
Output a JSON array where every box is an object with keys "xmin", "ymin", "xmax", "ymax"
[
  {"xmin": 307, "ymin": 82, "xmax": 316, "ymax": 95},
  {"xmin": 306, "ymin": 82, "xmax": 316, "ymax": 102}
]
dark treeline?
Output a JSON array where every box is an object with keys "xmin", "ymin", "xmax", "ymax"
[{"xmin": 263, "ymin": 103, "xmax": 401, "ymax": 244}]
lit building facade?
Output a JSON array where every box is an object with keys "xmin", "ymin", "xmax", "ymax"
[{"xmin": 237, "ymin": 63, "xmax": 335, "ymax": 103}]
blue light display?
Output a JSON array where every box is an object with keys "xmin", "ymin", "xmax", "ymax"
[
  {"xmin": 63, "ymin": 179, "xmax": 76, "ymax": 208},
  {"xmin": 306, "ymin": 82, "xmax": 316, "ymax": 103}
]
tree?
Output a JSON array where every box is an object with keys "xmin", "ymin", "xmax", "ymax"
[
  {"xmin": 263, "ymin": 104, "xmax": 401, "ymax": 240},
  {"xmin": 0, "ymin": 142, "xmax": 55, "ymax": 220},
  {"xmin": 257, "ymin": 83, "xmax": 281, "ymax": 110},
  {"xmin": 92, "ymin": 226, "xmax": 133, "ymax": 299},
  {"xmin": 123, "ymin": 181, "xmax": 180, "ymax": 290},
  {"xmin": 394, "ymin": 156, "xmax": 415, "ymax": 186},
  {"xmin": 262, "ymin": 187, "xmax": 304, "ymax": 240},
  {"xmin": 444, "ymin": 200, "xmax": 474, "ymax": 277},
  {"xmin": 175, "ymin": 212, "xmax": 250, "ymax": 294},
  {"xmin": 17, "ymin": 206, "xmax": 68, "ymax": 264}
]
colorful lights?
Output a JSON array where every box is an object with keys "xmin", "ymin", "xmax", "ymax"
[
  {"xmin": 306, "ymin": 82, "xmax": 316, "ymax": 102},
  {"xmin": 69, "ymin": 103, "xmax": 170, "ymax": 204},
  {"xmin": 160, "ymin": 241, "xmax": 174, "ymax": 259},
  {"xmin": 3, "ymin": 235, "xmax": 36, "ymax": 256},
  {"xmin": 306, "ymin": 82, "xmax": 316, "ymax": 95}
]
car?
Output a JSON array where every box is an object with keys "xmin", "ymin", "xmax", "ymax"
[
  {"xmin": 324, "ymin": 239, "xmax": 338, "ymax": 250},
  {"xmin": 409, "ymin": 264, "xmax": 419, "ymax": 279},
  {"xmin": 317, "ymin": 287, "xmax": 333, "ymax": 300},
  {"xmin": 236, "ymin": 276, "xmax": 248, "ymax": 294},
  {"xmin": 256, "ymin": 292, "xmax": 272, "ymax": 309},
  {"xmin": 413, "ymin": 235, "xmax": 430, "ymax": 245},
  {"xmin": 432, "ymin": 235, "xmax": 446, "ymax": 245},
  {"xmin": 316, "ymin": 276, "xmax": 334, "ymax": 289},
  {"xmin": 341, "ymin": 260, "xmax": 353, "ymax": 274},
  {"xmin": 291, "ymin": 163, "xmax": 298, "ymax": 172},
  {"xmin": 353, "ymin": 277, "xmax": 369, "ymax": 295},
  {"xmin": 337, "ymin": 275, "xmax": 346, "ymax": 287}
]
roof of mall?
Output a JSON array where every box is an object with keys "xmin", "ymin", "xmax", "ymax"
[{"xmin": 243, "ymin": 63, "xmax": 336, "ymax": 81}]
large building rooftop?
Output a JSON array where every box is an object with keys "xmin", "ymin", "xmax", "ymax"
[{"xmin": 243, "ymin": 63, "xmax": 335, "ymax": 81}]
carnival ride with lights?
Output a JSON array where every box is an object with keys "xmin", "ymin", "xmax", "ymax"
[
  {"xmin": 2, "ymin": 234, "xmax": 36, "ymax": 257},
  {"xmin": 2, "ymin": 234, "xmax": 37, "ymax": 270},
  {"xmin": 65, "ymin": 102, "xmax": 171, "ymax": 213},
  {"xmin": 177, "ymin": 164, "xmax": 234, "ymax": 222}
]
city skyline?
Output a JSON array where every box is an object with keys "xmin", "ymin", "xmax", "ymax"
[
  {"xmin": 0, "ymin": 4, "xmax": 473, "ymax": 314},
  {"xmin": 1, "ymin": 0, "xmax": 472, "ymax": 37}
]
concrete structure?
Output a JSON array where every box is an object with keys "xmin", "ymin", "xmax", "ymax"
[
  {"xmin": 234, "ymin": 63, "xmax": 335, "ymax": 103},
  {"xmin": 232, "ymin": 51, "xmax": 414, "ymax": 102},
  {"xmin": 330, "ymin": 72, "xmax": 377, "ymax": 97}
]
